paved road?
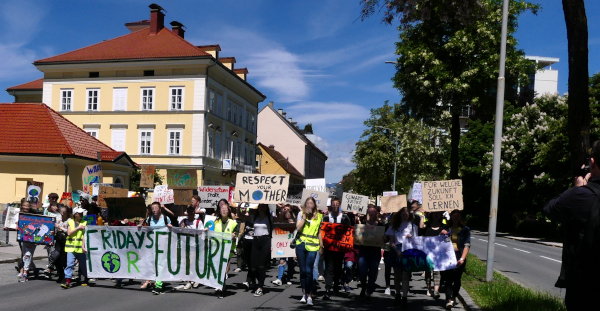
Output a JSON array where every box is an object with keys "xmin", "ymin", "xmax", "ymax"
[
  {"xmin": 469, "ymin": 232, "xmax": 565, "ymax": 298},
  {"xmin": 0, "ymin": 258, "xmax": 464, "ymax": 311}
]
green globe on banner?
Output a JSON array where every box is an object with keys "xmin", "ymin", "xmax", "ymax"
[{"xmin": 101, "ymin": 251, "xmax": 121, "ymax": 273}]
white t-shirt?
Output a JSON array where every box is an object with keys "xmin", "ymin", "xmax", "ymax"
[
  {"xmin": 253, "ymin": 216, "xmax": 269, "ymax": 237},
  {"xmin": 385, "ymin": 221, "xmax": 416, "ymax": 245}
]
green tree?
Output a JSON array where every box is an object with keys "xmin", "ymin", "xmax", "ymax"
[
  {"xmin": 362, "ymin": 0, "xmax": 537, "ymax": 178},
  {"xmin": 352, "ymin": 102, "xmax": 449, "ymax": 196}
]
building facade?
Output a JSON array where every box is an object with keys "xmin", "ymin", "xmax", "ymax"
[{"xmin": 7, "ymin": 4, "xmax": 265, "ymax": 186}]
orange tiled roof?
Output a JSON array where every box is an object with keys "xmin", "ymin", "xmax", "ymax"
[{"xmin": 6, "ymin": 78, "xmax": 43, "ymax": 91}]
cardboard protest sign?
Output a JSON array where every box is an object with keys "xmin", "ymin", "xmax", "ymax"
[
  {"xmin": 174, "ymin": 189, "xmax": 193, "ymax": 205},
  {"xmin": 140, "ymin": 165, "xmax": 155, "ymax": 188},
  {"xmin": 4, "ymin": 205, "xmax": 20, "ymax": 229},
  {"xmin": 410, "ymin": 182, "xmax": 423, "ymax": 204},
  {"xmin": 82, "ymin": 164, "xmax": 103, "ymax": 194},
  {"xmin": 354, "ymin": 224, "xmax": 385, "ymax": 247},
  {"xmin": 300, "ymin": 189, "xmax": 329, "ymax": 211},
  {"xmin": 305, "ymin": 178, "xmax": 327, "ymax": 192},
  {"xmin": 271, "ymin": 225, "xmax": 297, "ymax": 258},
  {"xmin": 421, "ymin": 180, "xmax": 463, "ymax": 212},
  {"xmin": 320, "ymin": 222, "xmax": 354, "ymax": 252},
  {"xmin": 204, "ymin": 215, "xmax": 217, "ymax": 231},
  {"xmin": 85, "ymin": 226, "xmax": 232, "ymax": 289},
  {"xmin": 340, "ymin": 192, "xmax": 369, "ymax": 214},
  {"xmin": 154, "ymin": 185, "xmax": 175, "ymax": 205},
  {"xmin": 167, "ymin": 169, "xmax": 198, "ymax": 189},
  {"xmin": 383, "ymin": 191, "xmax": 398, "ymax": 197},
  {"xmin": 381, "ymin": 194, "xmax": 408, "ymax": 214},
  {"xmin": 401, "ymin": 235, "xmax": 457, "ymax": 271},
  {"xmin": 198, "ymin": 186, "xmax": 231, "ymax": 209},
  {"xmin": 25, "ymin": 181, "xmax": 43, "ymax": 208},
  {"xmin": 98, "ymin": 186, "xmax": 129, "ymax": 208},
  {"xmin": 234, "ymin": 174, "xmax": 289, "ymax": 204},
  {"xmin": 286, "ymin": 194, "xmax": 302, "ymax": 206},
  {"xmin": 17, "ymin": 213, "xmax": 55, "ymax": 245}
]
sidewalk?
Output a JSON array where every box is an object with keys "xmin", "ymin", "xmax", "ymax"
[{"xmin": 0, "ymin": 231, "xmax": 45, "ymax": 263}]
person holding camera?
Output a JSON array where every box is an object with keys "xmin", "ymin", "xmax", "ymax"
[{"xmin": 544, "ymin": 140, "xmax": 600, "ymax": 311}]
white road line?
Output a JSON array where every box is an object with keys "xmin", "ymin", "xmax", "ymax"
[
  {"xmin": 513, "ymin": 248, "xmax": 531, "ymax": 254},
  {"xmin": 540, "ymin": 256, "xmax": 562, "ymax": 263},
  {"xmin": 477, "ymin": 238, "xmax": 488, "ymax": 242},
  {"xmin": 495, "ymin": 243, "xmax": 508, "ymax": 247}
]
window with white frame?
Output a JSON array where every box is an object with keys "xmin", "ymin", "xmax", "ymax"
[
  {"xmin": 139, "ymin": 130, "xmax": 152, "ymax": 155},
  {"xmin": 168, "ymin": 131, "xmax": 182, "ymax": 155},
  {"xmin": 113, "ymin": 88, "xmax": 128, "ymax": 111},
  {"xmin": 141, "ymin": 88, "xmax": 154, "ymax": 110},
  {"xmin": 170, "ymin": 87, "xmax": 183, "ymax": 110},
  {"xmin": 111, "ymin": 128, "xmax": 126, "ymax": 151},
  {"xmin": 87, "ymin": 89, "xmax": 99, "ymax": 111},
  {"xmin": 61, "ymin": 89, "xmax": 73, "ymax": 111},
  {"xmin": 86, "ymin": 129, "xmax": 98, "ymax": 138}
]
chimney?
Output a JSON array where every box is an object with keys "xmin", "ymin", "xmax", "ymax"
[
  {"xmin": 233, "ymin": 68, "xmax": 248, "ymax": 80},
  {"xmin": 268, "ymin": 145, "xmax": 275, "ymax": 149},
  {"xmin": 268, "ymin": 101, "xmax": 274, "ymax": 108},
  {"xmin": 196, "ymin": 45, "xmax": 221, "ymax": 58},
  {"xmin": 149, "ymin": 3, "xmax": 165, "ymax": 34},
  {"xmin": 125, "ymin": 20, "xmax": 150, "ymax": 32},
  {"xmin": 288, "ymin": 117, "xmax": 293, "ymax": 123},
  {"xmin": 218, "ymin": 57, "xmax": 236, "ymax": 70},
  {"xmin": 277, "ymin": 109, "xmax": 283, "ymax": 115},
  {"xmin": 170, "ymin": 21, "xmax": 185, "ymax": 38},
  {"xmin": 282, "ymin": 111, "xmax": 287, "ymax": 118}
]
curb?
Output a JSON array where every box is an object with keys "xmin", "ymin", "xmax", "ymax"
[
  {"xmin": 0, "ymin": 255, "xmax": 46, "ymax": 264},
  {"xmin": 458, "ymin": 287, "xmax": 482, "ymax": 311}
]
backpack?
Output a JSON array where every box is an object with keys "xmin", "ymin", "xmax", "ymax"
[{"xmin": 146, "ymin": 215, "xmax": 169, "ymax": 227}]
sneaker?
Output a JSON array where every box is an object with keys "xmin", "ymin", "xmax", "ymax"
[
  {"xmin": 192, "ymin": 282, "xmax": 200, "ymax": 288},
  {"xmin": 384, "ymin": 287, "xmax": 391, "ymax": 295},
  {"xmin": 80, "ymin": 282, "xmax": 89, "ymax": 287},
  {"xmin": 234, "ymin": 268, "xmax": 242, "ymax": 272},
  {"xmin": 254, "ymin": 288, "xmax": 263, "ymax": 297},
  {"xmin": 216, "ymin": 289, "xmax": 224, "ymax": 299},
  {"xmin": 307, "ymin": 297, "xmax": 313, "ymax": 306},
  {"xmin": 18, "ymin": 274, "xmax": 28, "ymax": 282},
  {"xmin": 446, "ymin": 300, "xmax": 454, "ymax": 309},
  {"xmin": 300, "ymin": 296, "xmax": 307, "ymax": 303},
  {"xmin": 272, "ymin": 279, "xmax": 282, "ymax": 286},
  {"xmin": 183, "ymin": 282, "xmax": 192, "ymax": 290},
  {"xmin": 426, "ymin": 289, "xmax": 432, "ymax": 297},
  {"xmin": 343, "ymin": 285, "xmax": 351, "ymax": 293},
  {"xmin": 61, "ymin": 279, "xmax": 72, "ymax": 289},
  {"xmin": 318, "ymin": 275, "xmax": 325, "ymax": 281},
  {"xmin": 152, "ymin": 288, "xmax": 163, "ymax": 295},
  {"xmin": 242, "ymin": 281, "xmax": 250, "ymax": 291},
  {"xmin": 286, "ymin": 281, "xmax": 292, "ymax": 285},
  {"xmin": 433, "ymin": 291, "xmax": 440, "ymax": 299}
]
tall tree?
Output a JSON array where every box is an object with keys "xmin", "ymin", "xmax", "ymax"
[
  {"xmin": 361, "ymin": 0, "xmax": 536, "ymax": 178},
  {"xmin": 562, "ymin": 0, "xmax": 590, "ymax": 174}
]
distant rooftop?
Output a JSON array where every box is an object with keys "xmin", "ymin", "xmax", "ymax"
[{"xmin": 525, "ymin": 56, "xmax": 559, "ymax": 69}]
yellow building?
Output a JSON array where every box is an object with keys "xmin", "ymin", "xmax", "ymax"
[
  {"xmin": 258, "ymin": 143, "xmax": 304, "ymax": 194},
  {"xmin": 0, "ymin": 103, "xmax": 136, "ymax": 204},
  {"xmin": 7, "ymin": 4, "xmax": 265, "ymax": 187}
]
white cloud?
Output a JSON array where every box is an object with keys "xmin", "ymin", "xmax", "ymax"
[
  {"xmin": 305, "ymin": 0, "xmax": 354, "ymax": 40},
  {"xmin": 323, "ymin": 140, "xmax": 356, "ymax": 183},
  {"xmin": 284, "ymin": 101, "xmax": 370, "ymax": 126}
]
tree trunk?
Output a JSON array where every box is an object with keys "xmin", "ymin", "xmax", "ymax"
[
  {"xmin": 450, "ymin": 108, "xmax": 460, "ymax": 178},
  {"xmin": 562, "ymin": 0, "xmax": 590, "ymax": 175}
]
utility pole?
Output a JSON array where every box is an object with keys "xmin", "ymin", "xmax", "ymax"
[
  {"xmin": 486, "ymin": 0, "xmax": 510, "ymax": 282},
  {"xmin": 375, "ymin": 125, "xmax": 399, "ymax": 191}
]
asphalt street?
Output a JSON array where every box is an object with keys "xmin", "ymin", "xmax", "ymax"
[
  {"xmin": 0, "ymin": 257, "xmax": 465, "ymax": 311},
  {"xmin": 469, "ymin": 232, "xmax": 565, "ymax": 298}
]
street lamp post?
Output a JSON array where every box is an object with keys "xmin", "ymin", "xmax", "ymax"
[{"xmin": 375, "ymin": 125, "xmax": 398, "ymax": 191}]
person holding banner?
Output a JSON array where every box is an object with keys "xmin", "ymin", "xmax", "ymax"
[
  {"xmin": 385, "ymin": 207, "xmax": 417, "ymax": 305},
  {"xmin": 295, "ymin": 197, "xmax": 324, "ymax": 306},
  {"xmin": 357, "ymin": 205, "xmax": 383, "ymax": 298},
  {"xmin": 246, "ymin": 204, "xmax": 273, "ymax": 297},
  {"xmin": 214, "ymin": 199, "xmax": 238, "ymax": 299},
  {"xmin": 17, "ymin": 199, "xmax": 40, "ymax": 282},
  {"xmin": 139, "ymin": 202, "xmax": 172, "ymax": 293},
  {"xmin": 440, "ymin": 210, "xmax": 470, "ymax": 309},
  {"xmin": 420, "ymin": 212, "xmax": 445, "ymax": 299},
  {"xmin": 322, "ymin": 197, "xmax": 351, "ymax": 300},
  {"xmin": 61, "ymin": 207, "xmax": 89, "ymax": 289}
]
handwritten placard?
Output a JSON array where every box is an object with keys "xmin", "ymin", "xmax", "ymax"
[
  {"xmin": 140, "ymin": 165, "xmax": 155, "ymax": 188},
  {"xmin": 320, "ymin": 222, "xmax": 354, "ymax": 252},
  {"xmin": 305, "ymin": 178, "xmax": 327, "ymax": 192},
  {"xmin": 381, "ymin": 194, "xmax": 407, "ymax": 214},
  {"xmin": 167, "ymin": 169, "xmax": 198, "ymax": 189},
  {"xmin": 198, "ymin": 186, "xmax": 231, "ymax": 209},
  {"xmin": 82, "ymin": 164, "xmax": 102, "ymax": 194},
  {"xmin": 233, "ymin": 174, "xmax": 289, "ymax": 204},
  {"xmin": 154, "ymin": 185, "xmax": 174, "ymax": 205},
  {"xmin": 98, "ymin": 186, "xmax": 129, "ymax": 208},
  {"xmin": 340, "ymin": 192, "xmax": 369, "ymax": 214},
  {"xmin": 421, "ymin": 180, "xmax": 463, "ymax": 212},
  {"xmin": 300, "ymin": 189, "xmax": 329, "ymax": 211},
  {"xmin": 410, "ymin": 182, "xmax": 423, "ymax": 204},
  {"xmin": 271, "ymin": 225, "xmax": 297, "ymax": 258}
]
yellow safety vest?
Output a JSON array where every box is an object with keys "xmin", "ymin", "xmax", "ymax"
[
  {"xmin": 65, "ymin": 218, "xmax": 87, "ymax": 253},
  {"xmin": 296, "ymin": 213, "xmax": 323, "ymax": 252},
  {"xmin": 214, "ymin": 218, "xmax": 237, "ymax": 253}
]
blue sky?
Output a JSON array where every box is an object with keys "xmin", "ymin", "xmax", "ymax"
[{"xmin": 0, "ymin": 0, "xmax": 598, "ymax": 184}]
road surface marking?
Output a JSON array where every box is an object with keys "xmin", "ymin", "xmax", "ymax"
[
  {"xmin": 495, "ymin": 243, "xmax": 508, "ymax": 247},
  {"xmin": 513, "ymin": 248, "xmax": 531, "ymax": 254},
  {"xmin": 477, "ymin": 238, "xmax": 488, "ymax": 242},
  {"xmin": 540, "ymin": 256, "xmax": 561, "ymax": 263}
]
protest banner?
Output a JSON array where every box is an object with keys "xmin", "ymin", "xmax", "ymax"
[
  {"xmin": 140, "ymin": 165, "xmax": 156, "ymax": 188},
  {"xmin": 300, "ymin": 189, "xmax": 329, "ymax": 211},
  {"xmin": 305, "ymin": 178, "xmax": 327, "ymax": 192},
  {"xmin": 353, "ymin": 224, "xmax": 385, "ymax": 247},
  {"xmin": 82, "ymin": 164, "xmax": 103, "ymax": 194},
  {"xmin": 383, "ymin": 191, "xmax": 398, "ymax": 197},
  {"xmin": 98, "ymin": 186, "xmax": 129, "ymax": 208},
  {"xmin": 421, "ymin": 180, "xmax": 463, "ymax": 212},
  {"xmin": 198, "ymin": 186, "xmax": 231, "ymax": 209},
  {"xmin": 380, "ymin": 194, "xmax": 408, "ymax": 214},
  {"xmin": 410, "ymin": 182, "xmax": 423, "ymax": 204},
  {"xmin": 401, "ymin": 235, "xmax": 457, "ymax": 271},
  {"xmin": 271, "ymin": 224, "xmax": 296, "ymax": 258},
  {"xmin": 234, "ymin": 173, "xmax": 289, "ymax": 204},
  {"xmin": 25, "ymin": 181, "xmax": 43, "ymax": 208},
  {"xmin": 154, "ymin": 185, "xmax": 175, "ymax": 205},
  {"xmin": 340, "ymin": 192, "xmax": 369, "ymax": 214},
  {"xmin": 85, "ymin": 226, "xmax": 232, "ymax": 289},
  {"xmin": 174, "ymin": 189, "xmax": 193, "ymax": 205},
  {"xmin": 320, "ymin": 223, "xmax": 354, "ymax": 252},
  {"xmin": 167, "ymin": 169, "xmax": 198, "ymax": 189},
  {"xmin": 17, "ymin": 213, "xmax": 55, "ymax": 245},
  {"xmin": 3, "ymin": 205, "xmax": 20, "ymax": 229}
]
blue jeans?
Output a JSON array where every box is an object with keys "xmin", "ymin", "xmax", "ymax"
[
  {"xmin": 277, "ymin": 264, "xmax": 287, "ymax": 280},
  {"xmin": 296, "ymin": 243, "xmax": 318, "ymax": 295},
  {"xmin": 358, "ymin": 248, "xmax": 381, "ymax": 293},
  {"xmin": 64, "ymin": 252, "xmax": 87, "ymax": 280}
]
